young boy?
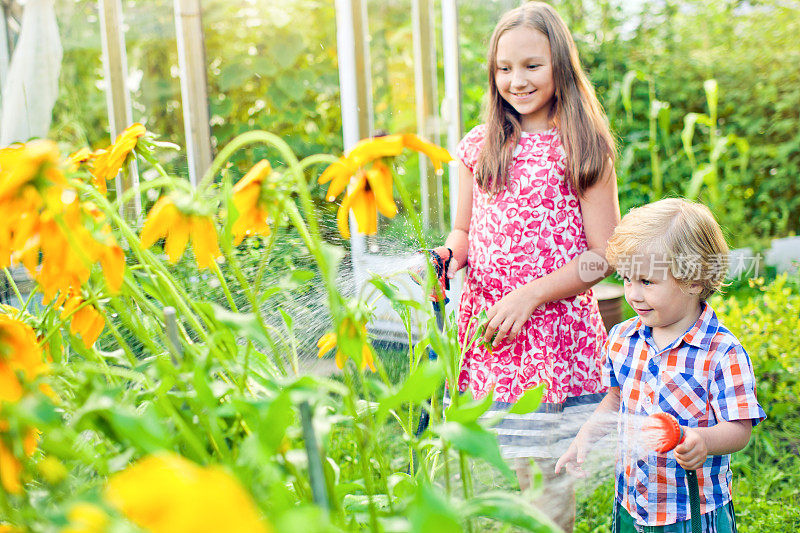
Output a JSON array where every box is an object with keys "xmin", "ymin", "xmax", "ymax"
[{"xmin": 555, "ymin": 199, "xmax": 765, "ymax": 532}]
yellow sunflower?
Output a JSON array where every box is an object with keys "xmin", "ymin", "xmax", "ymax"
[
  {"xmin": 140, "ymin": 196, "xmax": 221, "ymax": 270},
  {"xmin": 90, "ymin": 123, "xmax": 147, "ymax": 192},
  {"xmin": 316, "ymin": 316, "xmax": 376, "ymax": 372},
  {"xmin": 55, "ymin": 289, "xmax": 106, "ymax": 349},
  {"xmin": 319, "ymin": 134, "xmax": 452, "ymax": 239},
  {"xmin": 106, "ymin": 453, "xmax": 271, "ymax": 533},
  {"xmin": 0, "ymin": 140, "xmax": 64, "ymax": 203},
  {"xmin": 0, "ymin": 313, "xmax": 48, "ymax": 404},
  {"xmin": 231, "ymin": 160, "xmax": 273, "ymax": 244},
  {"xmin": 335, "ymin": 161, "xmax": 397, "ymax": 239}
]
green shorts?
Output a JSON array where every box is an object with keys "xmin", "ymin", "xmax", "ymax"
[{"xmin": 612, "ymin": 499, "xmax": 737, "ymax": 533}]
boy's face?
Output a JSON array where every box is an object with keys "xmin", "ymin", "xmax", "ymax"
[{"xmin": 618, "ymin": 254, "xmax": 703, "ymax": 341}]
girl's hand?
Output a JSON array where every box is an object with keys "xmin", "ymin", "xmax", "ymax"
[
  {"xmin": 673, "ymin": 428, "xmax": 708, "ymax": 470},
  {"xmin": 483, "ymin": 285, "xmax": 537, "ymax": 347},
  {"xmin": 431, "ymin": 246, "xmax": 459, "ymax": 279}
]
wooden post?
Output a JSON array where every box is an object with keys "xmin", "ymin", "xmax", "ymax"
[
  {"xmin": 174, "ymin": 0, "xmax": 212, "ymax": 187},
  {"xmin": 98, "ymin": 0, "xmax": 141, "ymax": 219},
  {"xmin": 412, "ymin": 0, "xmax": 443, "ymax": 232}
]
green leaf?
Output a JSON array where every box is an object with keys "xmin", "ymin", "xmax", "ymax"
[
  {"xmin": 192, "ymin": 357, "xmax": 217, "ymax": 407},
  {"xmin": 444, "ymin": 389, "xmax": 494, "ymax": 424},
  {"xmin": 279, "ymin": 307, "xmax": 294, "ymax": 331},
  {"xmin": 320, "ymin": 243, "xmax": 345, "ymax": 274},
  {"xmin": 258, "ymin": 286, "xmax": 282, "ymax": 304},
  {"xmin": 508, "ymin": 383, "xmax": 546, "ymax": 415},
  {"xmin": 218, "ymin": 61, "xmax": 254, "ymax": 92},
  {"xmin": 462, "ymin": 492, "xmax": 560, "ymax": 532},
  {"xmin": 289, "ymin": 269, "xmax": 316, "ymax": 285},
  {"xmin": 685, "ymin": 163, "xmax": 715, "ymax": 201},
  {"xmin": 682, "ymin": 112, "xmax": 701, "ymax": 168},
  {"xmin": 206, "ymin": 302, "xmax": 272, "ymax": 347},
  {"xmin": 109, "ymin": 403, "xmax": 172, "ymax": 453},
  {"xmin": 377, "ymin": 359, "xmax": 444, "ymax": 420},
  {"xmin": 704, "ymin": 79, "xmax": 718, "ymax": 121},
  {"xmin": 409, "ymin": 483, "xmax": 461, "ymax": 533},
  {"xmin": 272, "ymin": 32, "xmax": 304, "ymax": 69},
  {"xmin": 259, "ymin": 390, "xmax": 295, "ymax": 454},
  {"xmin": 388, "ymin": 472, "xmax": 417, "ymax": 499},
  {"xmin": 437, "ymin": 422, "xmax": 515, "ymax": 482},
  {"xmin": 620, "ymin": 70, "xmax": 647, "ymax": 121}
]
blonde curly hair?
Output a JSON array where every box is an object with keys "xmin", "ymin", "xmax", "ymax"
[{"xmin": 606, "ymin": 198, "xmax": 728, "ymax": 300}]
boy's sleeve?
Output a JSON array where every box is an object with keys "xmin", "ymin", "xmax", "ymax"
[
  {"xmin": 709, "ymin": 344, "xmax": 766, "ymax": 426},
  {"xmin": 601, "ymin": 324, "xmax": 619, "ymax": 389}
]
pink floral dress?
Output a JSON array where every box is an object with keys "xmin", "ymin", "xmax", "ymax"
[{"xmin": 456, "ymin": 124, "xmax": 607, "ymax": 405}]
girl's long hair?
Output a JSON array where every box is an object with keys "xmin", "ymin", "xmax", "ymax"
[{"xmin": 475, "ymin": 2, "xmax": 616, "ymax": 196}]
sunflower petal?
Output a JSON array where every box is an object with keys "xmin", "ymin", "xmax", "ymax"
[
  {"xmin": 361, "ymin": 344, "xmax": 376, "ymax": 372},
  {"xmin": 316, "ymin": 332, "xmax": 337, "ymax": 358},
  {"xmin": 348, "ymin": 135, "xmax": 404, "ymax": 166},
  {"xmin": 164, "ymin": 216, "xmax": 191, "ymax": 264},
  {"xmin": 351, "ymin": 189, "xmax": 377, "ymax": 235},
  {"xmin": 319, "ymin": 158, "xmax": 354, "ymax": 184},
  {"xmin": 365, "ymin": 164, "xmax": 397, "ymax": 218},
  {"xmin": 402, "ymin": 133, "xmax": 453, "ymax": 171},
  {"xmin": 141, "ymin": 197, "xmax": 178, "ymax": 248},
  {"xmin": 336, "ymin": 194, "xmax": 353, "ymax": 239},
  {"xmin": 233, "ymin": 160, "xmax": 271, "ymax": 193},
  {"xmin": 102, "ymin": 244, "xmax": 125, "ymax": 293},
  {"xmin": 190, "ymin": 216, "xmax": 221, "ymax": 270}
]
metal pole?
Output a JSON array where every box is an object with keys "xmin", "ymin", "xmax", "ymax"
[
  {"xmin": 412, "ymin": 0, "xmax": 443, "ymax": 232},
  {"xmin": 174, "ymin": 0, "xmax": 213, "ymax": 187},
  {"xmin": 441, "ymin": 0, "xmax": 462, "ymax": 229},
  {"xmin": 441, "ymin": 0, "xmax": 463, "ymax": 299},
  {"xmin": 334, "ymin": 0, "xmax": 372, "ymax": 287},
  {"xmin": 0, "ymin": 3, "xmax": 11, "ymax": 93},
  {"xmin": 98, "ymin": 0, "xmax": 141, "ymax": 219}
]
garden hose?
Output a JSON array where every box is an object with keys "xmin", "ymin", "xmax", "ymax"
[
  {"xmin": 643, "ymin": 412, "xmax": 702, "ymax": 533},
  {"xmin": 412, "ymin": 248, "xmax": 451, "ymax": 437}
]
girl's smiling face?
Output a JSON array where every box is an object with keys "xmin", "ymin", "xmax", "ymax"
[{"xmin": 494, "ymin": 27, "xmax": 556, "ymax": 132}]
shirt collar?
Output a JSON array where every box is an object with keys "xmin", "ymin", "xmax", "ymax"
[{"xmin": 621, "ymin": 302, "xmax": 718, "ymax": 350}]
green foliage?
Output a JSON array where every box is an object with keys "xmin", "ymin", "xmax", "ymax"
[{"xmin": 567, "ymin": 0, "xmax": 800, "ymax": 246}]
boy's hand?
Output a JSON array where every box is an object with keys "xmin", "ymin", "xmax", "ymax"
[
  {"xmin": 673, "ymin": 428, "xmax": 708, "ymax": 470},
  {"xmin": 554, "ymin": 435, "xmax": 589, "ymax": 478}
]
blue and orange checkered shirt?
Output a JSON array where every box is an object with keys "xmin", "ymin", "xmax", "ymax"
[{"xmin": 602, "ymin": 303, "xmax": 766, "ymax": 526}]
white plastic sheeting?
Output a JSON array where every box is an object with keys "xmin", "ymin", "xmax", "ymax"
[{"xmin": 0, "ymin": 0, "xmax": 62, "ymax": 145}]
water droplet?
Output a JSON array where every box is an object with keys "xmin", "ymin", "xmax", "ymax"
[{"xmin": 61, "ymin": 189, "xmax": 77, "ymax": 204}]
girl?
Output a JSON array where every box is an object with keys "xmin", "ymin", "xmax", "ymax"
[{"xmin": 434, "ymin": 3, "xmax": 619, "ymax": 530}]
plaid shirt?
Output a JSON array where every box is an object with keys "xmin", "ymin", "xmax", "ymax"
[{"xmin": 603, "ymin": 303, "xmax": 766, "ymax": 526}]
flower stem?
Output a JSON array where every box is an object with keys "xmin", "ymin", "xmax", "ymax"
[{"xmin": 2, "ymin": 267, "xmax": 26, "ymax": 316}]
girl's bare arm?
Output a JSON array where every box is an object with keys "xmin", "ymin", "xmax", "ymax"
[
  {"xmin": 433, "ymin": 161, "xmax": 473, "ymax": 275},
  {"xmin": 484, "ymin": 163, "xmax": 620, "ymax": 346}
]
